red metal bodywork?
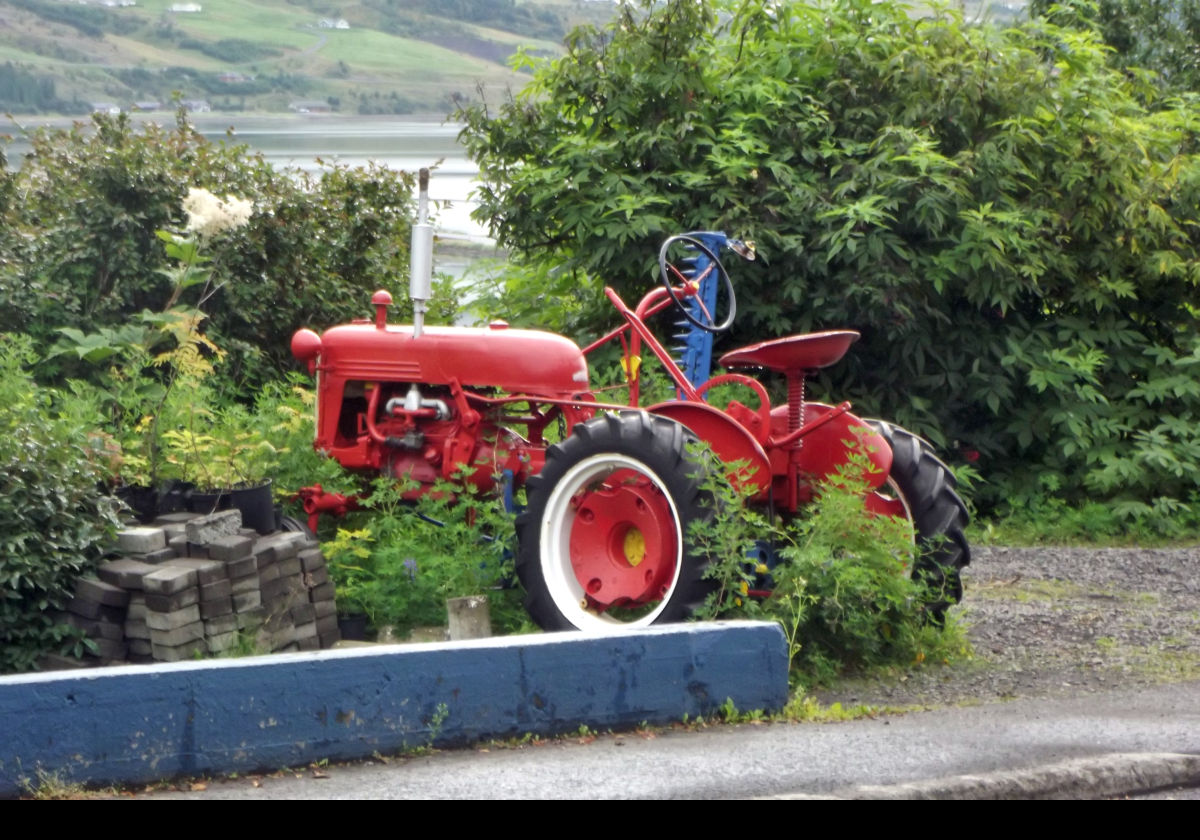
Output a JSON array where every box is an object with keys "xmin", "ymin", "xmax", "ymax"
[
  {"xmin": 294, "ymin": 319, "xmax": 589, "ymax": 490},
  {"xmin": 292, "ymin": 283, "xmax": 892, "ymax": 532},
  {"xmin": 314, "ymin": 321, "xmax": 588, "ymax": 404}
]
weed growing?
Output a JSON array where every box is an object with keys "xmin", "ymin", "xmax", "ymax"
[
  {"xmin": 322, "ymin": 472, "xmax": 529, "ymax": 638},
  {"xmin": 777, "ymin": 694, "xmax": 914, "ymax": 723},
  {"xmin": 691, "ymin": 452, "xmax": 971, "ymax": 686},
  {"xmin": 20, "ymin": 767, "xmax": 89, "ymax": 800},
  {"xmin": 219, "ymin": 629, "xmax": 270, "ymax": 659}
]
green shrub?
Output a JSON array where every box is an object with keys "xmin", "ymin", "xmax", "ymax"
[
  {"xmin": 236, "ymin": 375, "xmax": 362, "ymax": 510},
  {"xmin": 195, "ymin": 39, "xmax": 282, "ymax": 64},
  {"xmin": 0, "ymin": 335, "xmax": 121, "ymax": 673},
  {"xmin": 692, "ymin": 455, "xmax": 969, "ymax": 685},
  {"xmin": 976, "ymin": 492, "xmax": 1200, "ymax": 546},
  {"xmin": 1, "ymin": 110, "xmax": 455, "ymax": 395}
]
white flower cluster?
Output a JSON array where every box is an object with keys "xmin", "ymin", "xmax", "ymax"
[{"xmin": 182, "ymin": 187, "xmax": 254, "ymax": 238}]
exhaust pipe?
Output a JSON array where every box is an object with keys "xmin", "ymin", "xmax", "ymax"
[{"xmin": 410, "ymin": 167, "xmax": 434, "ymax": 338}]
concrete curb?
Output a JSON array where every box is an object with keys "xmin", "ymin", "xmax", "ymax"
[
  {"xmin": 773, "ymin": 752, "xmax": 1200, "ymax": 800},
  {"xmin": 0, "ymin": 620, "xmax": 788, "ymax": 797}
]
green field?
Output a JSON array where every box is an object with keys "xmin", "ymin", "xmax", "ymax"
[{"xmin": 0, "ymin": 0, "xmax": 610, "ymax": 115}]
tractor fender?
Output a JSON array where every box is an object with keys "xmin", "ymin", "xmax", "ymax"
[
  {"xmin": 772, "ymin": 403, "xmax": 892, "ymax": 491},
  {"xmin": 647, "ymin": 400, "xmax": 772, "ymax": 497}
]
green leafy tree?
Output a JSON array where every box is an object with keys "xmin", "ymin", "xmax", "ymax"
[
  {"xmin": 1030, "ymin": 0, "xmax": 1200, "ymax": 92},
  {"xmin": 458, "ymin": 0, "xmax": 1200, "ymax": 512}
]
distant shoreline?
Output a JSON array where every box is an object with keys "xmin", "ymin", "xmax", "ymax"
[{"xmin": 4, "ymin": 111, "xmax": 458, "ymax": 130}]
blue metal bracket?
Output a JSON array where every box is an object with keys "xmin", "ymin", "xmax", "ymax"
[{"xmin": 672, "ymin": 230, "xmax": 732, "ymax": 396}]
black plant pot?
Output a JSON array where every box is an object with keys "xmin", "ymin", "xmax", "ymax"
[
  {"xmin": 185, "ymin": 488, "xmax": 227, "ymax": 516},
  {"xmin": 229, "ymin": 481, "xmax": 276, "ymax": 535},
  {"xmin": 115, "ymin": 484, "xmax": 159, "ymax": 523},
  {"xmin": 185, "ymin": 480, "xmax": 276, "ymax": 535},
  {"xmin": 337, "ymin": 613, "xmax": 369, "ymax": 641},
  {"xmin": 157, "ymin": 480, "xmax": 194, "ymax": 516},
  {"xmin": 115, "ymin": 480, "xmax": 195, "ymax": 524}
]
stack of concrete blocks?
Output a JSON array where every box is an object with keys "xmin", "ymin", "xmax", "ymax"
[
  {"xmin": 238, "ymin": 528, "xmax": 339, "ymax": 653},
  {"xmin": 49, "ymin": 578, "xmax": 132, "ymax": 667},
  {"xmin": 50, "ymin": 509, "xmax": 341, "ymax": 669}
]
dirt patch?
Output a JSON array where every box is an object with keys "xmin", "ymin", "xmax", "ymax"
[{"xmin": 816, "ymin": 545, "xmax": 1200, "ymax": 709}]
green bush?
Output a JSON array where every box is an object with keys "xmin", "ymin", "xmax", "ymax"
[
  {"xmin": 692, "ymin": 455, "xmax": 969, "ymax": 684},
  {"xmin": 1, "ymin": 111, "xmax": 454, "ymax": 394},
  {"xmin": 195, "ymin": 39, "xmax": 282, "ymax": 64},
  {"xmin": 457, "ymin": 0, "xmax": 1200, "ymax": 512},
  {"xmin": 0, "ymin": 336, "xmax": 121, "ymax": 673}
]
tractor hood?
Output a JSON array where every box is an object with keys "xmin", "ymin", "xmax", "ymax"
[{"xmin": 294, "ymin": 321, "xmax": 590, "ymax": 397}]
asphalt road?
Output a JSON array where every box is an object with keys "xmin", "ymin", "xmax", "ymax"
[{"xmin": 136, "ymin": 678, "xmax": 1200, "ymax": 799}]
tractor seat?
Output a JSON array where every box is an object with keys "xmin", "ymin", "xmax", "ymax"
[{"xmin": 719, "ymin": 330, "xmax": 860, "ymax": 374}]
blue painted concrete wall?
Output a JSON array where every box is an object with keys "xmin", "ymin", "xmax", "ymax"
[{"xmin": 0, "ymin": 621, "xmax": 787, "ymax": 796}]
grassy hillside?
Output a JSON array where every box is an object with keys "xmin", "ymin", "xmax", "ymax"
[{"xmin": 0, "ymin": 0, "xmax": 613, "ymax": 115}]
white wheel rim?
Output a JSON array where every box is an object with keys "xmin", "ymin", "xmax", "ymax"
[
  {"xmin": 539, "ymin": 453, "xmax": 683, "ymax": 631},
  {"xmin": 883, "ymin": 476, "xmax": 914, "ymax": 526}
]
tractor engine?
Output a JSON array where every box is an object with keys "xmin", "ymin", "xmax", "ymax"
[{"xmin": 291, "ymin": 292, "xmax": 590, "ymax": 498}]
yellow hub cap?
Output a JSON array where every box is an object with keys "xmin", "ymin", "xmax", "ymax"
[{"xmin": 623, "ymin": 527, "xmax": 646, "ymax": 567}]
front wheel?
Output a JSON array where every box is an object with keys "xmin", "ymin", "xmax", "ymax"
[
  {"xmin": 865, "ymin": 421, "xmax": 971, "ymax": 619},
  {"xmin": 516, "ymin": 412, "xmax": 715, "ymax": 631}
]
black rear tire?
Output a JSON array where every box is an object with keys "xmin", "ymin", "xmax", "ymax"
[{"xmin": 870, "ymin": 420, "xmax": 971, "ymax": 619}]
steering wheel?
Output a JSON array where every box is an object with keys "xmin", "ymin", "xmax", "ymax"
[{"xmin": 658, "ymin": 234, "xmax": 737, "ymax": 333}]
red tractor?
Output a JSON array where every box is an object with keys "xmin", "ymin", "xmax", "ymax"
[{"xmin": 290, "ymin": 171, "xmax": 970, "ymax": 631}]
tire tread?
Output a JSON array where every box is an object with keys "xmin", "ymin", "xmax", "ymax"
[{"xmin": 871, "ymin": 420, "xmax": 971, "ymax": 614}]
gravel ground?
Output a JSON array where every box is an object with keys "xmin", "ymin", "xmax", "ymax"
[{"xmin": 816, "ymin": 545, "xmax": 1200, "ymax": 709}]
